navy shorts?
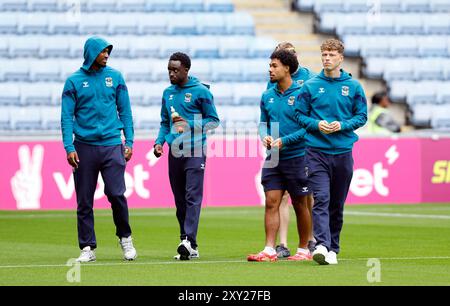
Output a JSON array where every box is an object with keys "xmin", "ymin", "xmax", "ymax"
[{"xmin": 261, "ymin": 155, "xmax": 310, "ymax": 197}]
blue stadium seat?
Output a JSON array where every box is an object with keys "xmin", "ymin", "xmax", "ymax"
[
  {"xmin": 443, "ymin": 58, "xmax": 450, "ymax": 79},
  {"xmin": 424, "ymin": 14, "xmax": 450, "ymax": 34},
  {"xmin": 409, "ymin": 104, "xmax": 433, "ymax": 126},
  {"xmin": 48, "ymin": 14, "xmax": 80, "ymax": 34},
  {"xmin": 226, "ymin": 13, "xmax": 254, "ymax": 35},
  {"xmin": 133, "ymin": 106, "xmax": 161, "ymax": 130},
  {"xmin": 395, "ymin": 14, "xmax": 424, "ymax": 34},
  {"xmin": 233, "ymin": 83, "xmax": 266, "ymax": 106},
  {"xmin": 0, "ymin": 36, "xmax": 9, "ymax": 57},
  {"xmin": 30, "ymin": 60, "xmax": 61, "ymax": 82},
  {"xmin": 379, "ymin": 0, "xmax": 402, "ymax": 12},
  {"xmin": 337, "ymin": 15, "xmax": 367, "ymax": 35},
  {"xmin": 127, "ymin": 83, "xmax": 146, "ymax": 106},
  {"xmin": 138, "ymin": 14, "xmax": 168, "ymax": 34},
  {"xmin": 205, "ymin": 0, "xmax": 234, "ymax": 12},
  {"xmin": 176, "ymin": 0, "xmax": 205, "ymax": 12},
  {"xmin": 29, "ymin": 0, "xmax": 60, "ymax": 12},
  {"xmin": 143, "ymin": 82, "xmax": 167, "ymax": 105},
  {"xmin": 9, "ymin": 36, "xmax": 40, "ymax": 57},
  {"xmin": 402, "ymin": 0, "xmax": 430, "ymax": 12},
  {"xmin": 152, "ymin": 61, "xmax": 171, "ymax": 81},
  {"xmin": 189, "ymin": 36, "xmax": 219, "ymax": 58},
  {"xmin": 0, "ymin": 108, "xmax": 10, "ymax": 130},
  {"xmin": 342, "ymin": 35, "xmax": 364, "ymax": 56},
  {"xmin": 317, "ymin": 13, "xmax": 340, "ymax": 34},
  {"xmin": 79, "ymin": 13, "xmax": 109, "ymax": 34},
  {"xmin": 20, "ymin": 83, "xmax": 53, "ymax": 106},
  {"xmin": 39, "ymin": 36, "xmax": 71, "ymax": 58},
  {"xmin": 18, "ymin": 13, "xmax": 49, "ymax": 34},
  {"xmin": 120, "ymin": 60, "xmax": 153, "ymax": 82},
  {"xmin": 390, "ymin": 36, "xmax": 418, "ymax": 57},
  {"xmin": 0, "ymin": 84, "xmax": 20, "ymax": 106},
  {"xmin": 196, "ymin": 13, "xmax": 227, "ymax": 35},
  {"xmin": 388, "ymin": 80, "xmax": 416, "ymax": 102},
  {"xmin": 40, "ymin": 106, "xmax": 60, "ymax": 130},
  {"xmin": 159, "ymin": 36, "xmax": 189, "ymax": 58},
  {"xmin": 0, "ymin": 0, "xmax": 28, "ymax": 11},
  {"xmin": 219, "ymin": 36, "xmax": 249, "ymax": 58},
  {"xmin": 2, "ymin": 59, "xmax": 29, "ymax": 81},
  {"xmin": 249, "ymin": 37, "xmax": 277, "ymax": 58},
  {"xmin": 210, "ymin": 83, "xmax": 234, "ymax": 105},
  {"xmin": 314, "ymin": 0, "xmax": 344, "ymax": 13},
  {"xmin": 190, "ymin": 59, "xmax": 212, "ymax": 81},
  {"xmin": 343, "ymin": 0, "xmax": 370, "ymax": 12},
  {"xmin": 87, "ymin": 0, "xmax": 118, "ymax": 12},
  {"xmin": 368, "ymin": 14, "xmax": 396, "ymax": 34},
  {"xmin": 407, "ymin": 82, "xmax": 437, "ymax": 105},
  {"xmin": 243, "ymin": 60, "xmax": 270, "ymax": 82},
  {"xmin": 10, "ymin": 106, "xmax": 42, "ymax": 130},
  {"xmin": 360, "ymin": 37, "xmax": 391, "ymax": 58},
  {"xmin": 414, "ymin": 58, "xmax": 444, "ymax": 80},
  {"xmin": 116, "ymin": 0, "xmax": 147, "ymax": 12},
  {"xmin": 418, "ymin": 36, "xmax": 448, "ymax": 57},
  {"xmin": 211, "ymin": 59, "xmax": 242, "ymax": 82},
  {"xmin": 147, "ymin": 0, "xmax": 176, "ymax": 11},
  {"xmin": 69, "ymin": 36, "xmax": 86, "ymax": 58},
  {"xmin": 430, "ymin": 0, "xmax": 450, "ymax": 12},
  {"xmin": 109, "ymin": 15, "xmax": 139, "ymax": 35},
  {"xmin": 130, "ymin": 36, "xmax": 161, "ymax": 58},
  {"xmin": 0, "ymin": 14, "xmax": 17, "ymax": 33},
  {"xmin": 384, "ymin": 59, "xmax": 415, "ymax": 81},
  {"xmin": 168, "ymin": 14, "xmax": 198, "ymax": 35},
  {"xmin": 436, "ymin": 86, "xmax": 450, "ymax": 104},
  {"xmin": 108, "ymin": 37, "xmax": 131, "ymax": 58},
  {"xmin": 363, "ymin": 57, "xmax": 388, "ymax": 79}
]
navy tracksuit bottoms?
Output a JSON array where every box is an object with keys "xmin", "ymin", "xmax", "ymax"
[
  {"xmin": 74, "ymin": 141, "xmax": 132, "ymax": 250},
  {"xmin": 168, "ymin": 150, "xmax": 206, "ymax": 250},
  {"xmin": 306, "ymin": 148, "xmax": 354, "ymax": 254}
]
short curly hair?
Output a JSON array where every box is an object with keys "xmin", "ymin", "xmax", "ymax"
[
  {"xmin": 270, "ymin": 49, "xmax": 299, "ymax": 75},
  {"xmin": 320, "ymin": 39, "xmax": 345, "ymax": 54},
  {"xmin": 169, "ymin": 52, "xmax": 191, "ymax": 69}
]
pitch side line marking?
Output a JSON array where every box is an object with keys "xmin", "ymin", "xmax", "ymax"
[{"xmin": 1, "ymin": 257, "xmax": 450, "ymax": 269}]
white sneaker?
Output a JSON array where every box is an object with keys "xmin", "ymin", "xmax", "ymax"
[
  {"xmin": 176, "ymin": 239, "xmax": 195, "ymax": 260},
  {"xmin": 76, "ymin": 246, "xmax": 96, "ymax": 263},
  {"xmin": 312, "ymin": 245, "xmax": 329, "ymax": 265},
  {"xmin": 326, "ymin": 251, "xmax": 338, "ymax": 265},
  {"xmin": 119, "ymin": 236, "xmax": 137, "ymax": 261},
  {"xmin": 174, "ymin": 248, "xmax": 200, "ymax": 260}
]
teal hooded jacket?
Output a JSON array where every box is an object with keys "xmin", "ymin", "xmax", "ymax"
[
  {"xmin": 295, "ymin": 69, "xmax": 367, "ymax": 154},
  {"xmin": 61, "ymin": 36, "xmax": 134, "ymax": 154},
  {"xmin": 259, "ymin": 81, "xmax": 306, "ymax": 160},
  {"xmin": 155, "ymin": 76, "xmax": 220, "ymax": 152}
]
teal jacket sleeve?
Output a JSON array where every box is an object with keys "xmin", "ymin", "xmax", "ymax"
[
  {"xmin": 281, "ymin": 128, "xmax": 306, "ymax": 146},
  {"xmin": 155, "ymin": 98, "xmax": 170, "ymax": 146},
  {"xmin": 116, "ymin": 74, "xmax": 134, "ymax": 148},
  {"xmin": 61, "ymin": 80, "xmax": 76, "ymax": 154},
  {"xmin": 187, "ymin": 90, "xmax": 220, "ymax": 132},
  {"xmin": 258, "ymin": 97, "xmax": 269, "ymax": 141},
  {"xmin": 295, "ymin": 86, "xmax": 320, "ymax": 132},
  {"xmin": 340, "ymin": 84, "xmax": 368, "ymax": 131}
]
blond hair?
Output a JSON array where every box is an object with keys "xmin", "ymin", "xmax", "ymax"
[
  {"xmin": 320, "ymin": 39, "xmax": 344, "ymax": 54},
  {"xmin": 274, "ymin": 42, "xmax": 297, "ymax": 54}
]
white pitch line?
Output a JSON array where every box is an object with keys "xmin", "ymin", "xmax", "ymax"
[
  {"xmin": 1, "ymin": 257, "xmax": 450, "ymax": 269},
  {"xmin": 344, "ymin": 211, "xmax": 450, "ymax": 220}
]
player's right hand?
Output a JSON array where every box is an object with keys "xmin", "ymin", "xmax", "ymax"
[
  {"xmin": 319, "ymin": 120, "xmax": 334, "ymax": 134},
  {"xmin": 67, "ymin": 152, "xmax": 79, "ymax": 168},
  {"xmin": 154, "ymin": 144, "xmax": 164, "ymax": 158},
  {"xmin": 263, "ymin": 136, "xmax": 274, "ymax": 149}
]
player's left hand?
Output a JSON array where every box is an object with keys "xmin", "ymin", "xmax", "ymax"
[
  {"xmin": 124, "ymin": 146, "xmax": 133, "ymax": 162},
  {"xmin": 328, "ymin": 121, "xmax": 342, "ymax": 133},
  {"xmin": 271, "ymin": 138, "xmax": 283, "ymax": 150}
]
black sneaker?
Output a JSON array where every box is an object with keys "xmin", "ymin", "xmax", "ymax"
[{"xmin": 275, "ymin": 245, "xmax": 291, "ymax": 258}]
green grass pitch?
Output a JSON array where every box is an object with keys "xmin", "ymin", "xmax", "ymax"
[{"xmin": 0, "ymin": 204, "xmax": 449, "ymax": 286}]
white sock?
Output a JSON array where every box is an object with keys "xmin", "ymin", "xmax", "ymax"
[
  {"xmin": 263, "ymin": 246, "xmax": 276, "ymax": 256},
  {"xmin": 297, "ymin": 248, "xmax": 310, "ymax": 255}
]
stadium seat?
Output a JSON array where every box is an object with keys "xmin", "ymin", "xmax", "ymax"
[
  {"xmin": 430, "ymin": 0, "xmax": 450, "ymax": 12},
  {"xmin": 317, "ymin": 13, "xmax": 340, "ymax": 34},
  {"xmin": 18, "ymin": 13, "xmax": 49, "ymax": 34},
  {"xmin": 314, "ymin": 0, "xmax": 344, "ymax": 13},
  {"xmin": 210, "ymin": 83, "xmax": 234, "ymax": 105},
  {"xmin": 383, "ymin": 59, "xmax": 415, "ymax": 81},
  {"xmin": 388, "ymin": 80, "xmax": 416, "ymax": 102},
  {"xmin": 116, "ymin": 0, "xmax": 147, "ymax": 12},
  {"xmin": 0, "ymin": 15, "xmax": 17, "ymax": 34},
  {"xmin": 130, "ymin": 36, "xmax": 161, "ymax": 58},
  {"xmin": 443, "ymin": 59, "xmax": 450, "ymax": 79},
  {"xmin": 379, "ymin": 0, "xmax": 402, "ymax": 12},
  {"xmin": 109, "ymin": 15, "xmax": 139, "ymax": 35},
  {"xmin": 406, "ymin": 82, "xmax": 437, "ymax": 105},
  {"xmin": 159, "ymin": 36, "xmax": 189, "ymax": 58},
  {"xmin": 87, "ymin": 0, "xmax": 118, "ymax": 12},
  {"xmin": 363, "ymin": 57, "xmax": 389, "ymax": 79},
  {"xmin": 69, "ymin": 36, "xmax": 86, "ymax": 58},
  {"xmin": 0, "ymin": 108, "xmax": 10, "ymax": 130},
  {"xmin": 133, "ymin": 106, "xmax": 161, "ymax": 130},
  {"xmin": 196, "ymin": 13, "xmax": 227, "ymax": 35},
  {"xmin": 127, "ymin": 83, "xmax": 146, "ymax": 106},
  {"xmin": 249, "ymin": 37, "xmax": 277, "ymax": 58},
  {"xmin": 108, "ymin": 37, "xmax": 131, "ymax": 58},
  {"xmin": 226, "ymin": 13, "xmax": 254, "ymax": 35},
  {"xmin": 152, "ymin": 60, "xmax": 171, "ymax": 81},
  {"xmin": 368, "ymin": 14, "xmax": 396, "ymax": 34},
  {"xmin": 409, "ymin": 104, "xmax": 433, "ymax": 127},
  {"xmin": 0, "ymin": 36, "xmax": 9, "ymax": 57},
  {"xmin": 233, "ymin": 83, "xmax": 266, "ymax": 106},
  {"xmin": 436, "ymin": 85, "xmax": 450, "ymax": 104},
  {"xmin": 418, "ymin": 36, "xmax": 448, "ymax": 57},
  {"xmin": 0, "ymin": 84, "xmax": 20, "ymax": 106},
  {"xmin": 59, "ymin": 59, "xmax": 82, "ymax": 81},
  {"xmin": 147, "ymin": 0, "xmax": 176, "ymax": 12},
  {"xmin": 48, "ymin": 14, "xmax": 80, "ymax": 34},
  {"xmin": 189, "ymin": 36, "xmax": 220, "ymax": 58},
  {"xmin": 402, "ymin": 0, "xmax": 430, "ymax": 12},
  {"xmin": 30, "ymin": 60, "xmax": 61, "ymax": 82},
  {"xmin": 20, "ymin": 83, "xmax": 53, "ymax": 106},
  {"xmin": 211, "ymin": 59, "xmax": 242, "ymax": 82},
  {"xmin": 1, "ymin": 59, "xmax": 29, "ymax": 81},
  {"xmin": 121, "ymin": 60, "xmax": 153, "ymax": 82},
  {"xmin": 342, "ymin": 35, "xmax": 363, "ymax": 56},
  {"xmin": 219, "ymin": 36, "xmax": 249, "ymax": 58},
  {"xmin": 40, "ymin": 106, "xmax": 60, "ymax": 130},
  {"xmin": 205, "ymin": 0, "xmax": 234, "ymax": 12},
  {"xmin": 189, "ymin": 60, "xmax": 212, "ymax": 82},
  {"xmin": 10, "ymin": 106, "xmax": 42, "ymax": 130},
  {"xmin": 0, "ymin": 0, "xmax": 28, "ymax": 11},
  {"xmin": 343, "ymin": 0, "xmax": 370, "ymax": 12},
  {"xmin": 9, "ymin": 36, "xmax": 40, "ymax": 57},
  {"xmin": 143, "ymin": 82, "xmax": 167, "ymax": 105},
  {"xmin": 138, "ymin": 14, "xmax": 168, "ymax": 35},
  {"xmin": 243, "ymin": 60, "xmax": 270, "ymax": 82},
  {"xmin": 414, "ymin": 59, "xmax": 444, "ymax": 80},
  {"xmin": 39, "ymin": 36, "xmax": 71, "ymax": 58},
  {"xmin": 176, "ymin": 0, "xmax": 205, "ymax": 12},
  {"xmin": 79, "ymin": 13, "xmax": 109, "ymax": 34},
  {"xmin": 29, "ymin": 0, "xmax": 60, "ymax": 12},
  {"xmin": 390, "ymin": 36, "xmax": 418, "ymax": 57},
  {"xmin": 360, "ymin": 37, "xmax": 391, "ymax": 58},
  {"xmin": 168, "ymin": 14, "xmax": 198, "ymax": 35},
  {"xmin": 395, "ymin": 14, "xmax": 424, "ymax": 34},
  {"xmin": 424, "ymin": 14, "xmax": 450, "ymax": 34}
]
